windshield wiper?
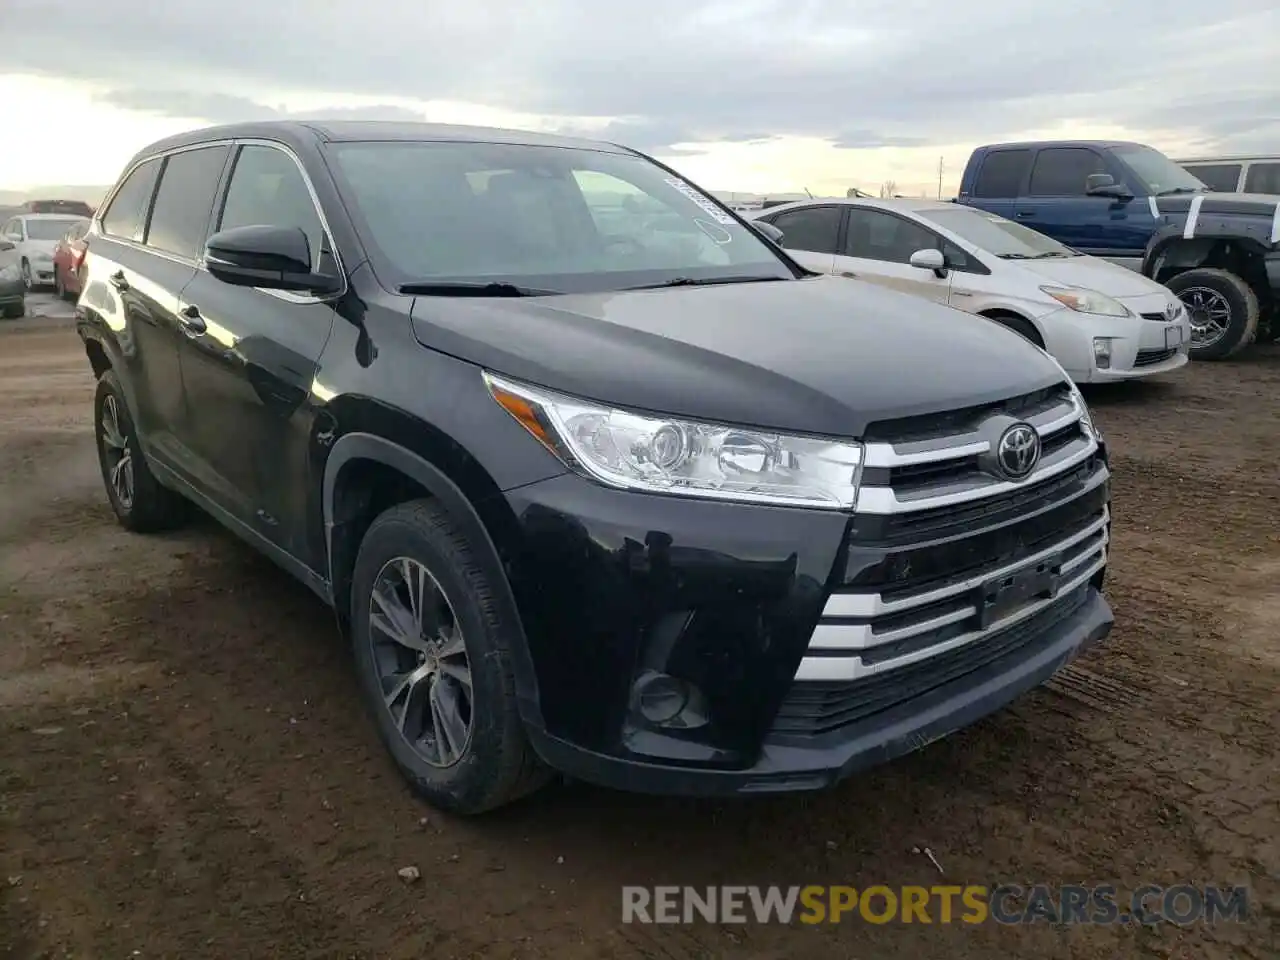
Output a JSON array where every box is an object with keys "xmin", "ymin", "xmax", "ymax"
[
  {"xmin": 624, "ymin": 275, "xmax": 788, "ymax": 291},
  {"xmin": 398, "ymin": 281, "xmax": 558, "ymax": 297},
  {"xmin": 1155, "ymin": 187, "xmax": 1207, "ymax": 197}
]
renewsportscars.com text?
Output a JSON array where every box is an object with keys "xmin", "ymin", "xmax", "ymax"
[{"xmin": 622, "ymin": 884, "xmax": 1250, "ymax": 926}]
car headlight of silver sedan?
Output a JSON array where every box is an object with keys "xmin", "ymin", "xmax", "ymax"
[
  {"xmin": 1040, "ymin": 285, "xmax": 1131, "ymax": 318},
  {"xmin": 485, "ymin": 372, "xmax": 864, "ymax": 509}
]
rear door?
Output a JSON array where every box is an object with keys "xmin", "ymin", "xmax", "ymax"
[
  {"xmin": 967, "ymin": 148, "xmax": 1032, "ymax": 220},
  {"xmin": 760, "ymin": 204, "xmax": 842, "ymax": 274},
  {"xmin": 87, "ymin": 145, "xmax": 231, "ymax": 472},
  {"xmin": 835, "ymin": 208, "xmax": 954, "ymax": 303},
  {"xmin": 174, "ymin": 142, "xmax": 339, "ymax": 564}
]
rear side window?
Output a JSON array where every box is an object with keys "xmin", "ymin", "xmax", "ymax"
[
  {"xmin": 1244, "ymin": 162, "xmax": 1280, "ymax": 195},
  {"xmin": 145, "ymin": 145, "xmax": 231, "ymax": 260},
  {"xmin": 217, "ymin": 145, "xmax": 326, "ymax": 271},
  {"xmin": 973, "ymin": 150, "xmax": 1031, "ymax": 198},
  {"xmin": 1183, "ymin": 164, "xmax": 1241, "ymax": 192},
  {"xmin": 768, "ymin": 206, "xmax": 842, "ymax": 254},
  {"xmin": 100, "ymin": 159, "xmax": 161, "ymax": 243},
  {"xmin": 1028, "ymin": 148, "xmax": 1108, "ymax": 196}
]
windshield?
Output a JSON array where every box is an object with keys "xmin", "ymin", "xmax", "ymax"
[
  {"xmin": 325, "ymin": 140, "xmax": 794, "ymax": 293},
  {"xmin": 1111, "ymin": 144, "xmax": 1207, "ymax": 195},
  {"xmin": 923, "ymin": 207, "xmax": 1078, "ymax": 258},
  {"xmin": 24, "ymin": 217, "xmax": 85, "ymax": 241}
]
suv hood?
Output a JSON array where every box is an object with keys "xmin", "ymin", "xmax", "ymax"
[
  {"xmin": 1151, "ymin": 191, "xmax": 1280, "ymax": 219},
  {"xmin": 408, "ymin": 275, "xmax": 1066, "ymax": 437},
  {"xmin": 1015, "ymin": 256, "xmax": 1167, "ymax": 297}
]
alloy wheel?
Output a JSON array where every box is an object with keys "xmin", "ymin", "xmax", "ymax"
[
  {"xmin": 99, "ymin": 394, "xmax": 134, "ymax": 509},
  {"xmin": 368, "ymin": 557, "xmax": 473, "ymax": 767},
  {"xmin": 1179, "ymin": 287, "xmax": 1231, "ymax": 349}
]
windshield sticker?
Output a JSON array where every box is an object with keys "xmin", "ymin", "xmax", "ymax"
[
  {"xmin": 664, "ymin": 177, "xmax": 736, "ymax": 225},
  {"xmin": 694, "ymin": 219, "xmax": 733, "ymax": 244}
]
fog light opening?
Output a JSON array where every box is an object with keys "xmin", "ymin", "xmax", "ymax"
[
  {"xmin": 1093, "ymin": 338, "xmax": 1113, "ymax": 369},
  {"xmin": 631, "ymin": 670, "xmax": 710, "ymax": 730}
]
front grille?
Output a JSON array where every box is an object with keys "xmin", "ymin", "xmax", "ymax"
[
  {"xmin": 773, "ymin": 585, "xmax": 1090, "ymax": 737},
  {"xmin": 1135, "ymin": 347, "xmax": 1176, "ymax": 367},
  {"xmin": 780, "ymin": 377, "xmax": 1110, "ymax": 723}
]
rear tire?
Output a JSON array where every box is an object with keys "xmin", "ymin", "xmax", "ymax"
[
  {"xmin": 350, "ymin": 499, "xmax": 550, "ymax": 815},
  {"xmin": 1, "ymin": 300, "xmax": 23, "ymax": 319},
  {"xmin": 94, "ymin": 371, "xmax": 189, "ymax": 532},
  {"xmin": 1166, "ymin": 268, "xmax": 1258, "ymax": 361}
]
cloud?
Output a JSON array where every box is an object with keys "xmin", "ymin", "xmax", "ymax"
[
  {"xmin": 5, "ymin": 0, "xmax": 1280, "ymax": 156},
  {"xmin": 96, "ymin": 89, "xmax": 423, "ymax": 124}
]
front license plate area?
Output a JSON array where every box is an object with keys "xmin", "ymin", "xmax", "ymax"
[
  {"xmin": 1165, "ymin": 324, "xmax": 1183, "ymax": 349},
  {"xmin": 977, "ymin": 559, "xmax": 1057, "ymax": 629}
]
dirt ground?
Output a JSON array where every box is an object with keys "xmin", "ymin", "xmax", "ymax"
[{"xmin": 0, "ymin": 322, "xmax": 1276, "ymax": 960}]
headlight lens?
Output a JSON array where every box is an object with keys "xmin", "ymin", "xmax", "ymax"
[
  {"xmin": 1069, "ymin": 381, "xmax": 1101, "ymax": 441},
  {"xmin": 485, "ymin": 373, "xmax": 863, "ymax": 509},
  {"xmin": 1040, "ymin": 286, "xmax": 1131, "ymax": 318}
]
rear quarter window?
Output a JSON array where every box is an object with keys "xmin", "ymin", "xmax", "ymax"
[{"xmin": 100, "ymin": 159, "xmax": 162, "ymax": 243}]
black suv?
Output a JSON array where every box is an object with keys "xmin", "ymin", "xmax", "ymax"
[{"xmin": 76, "ymin": 121, "xmax": 1114, "ymax": 814}]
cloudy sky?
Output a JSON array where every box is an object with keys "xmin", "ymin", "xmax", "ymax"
[{"xmin": 2, "ymin": 0, "xmax": 1278, "ymax": 197}]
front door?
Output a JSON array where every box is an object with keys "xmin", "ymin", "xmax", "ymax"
[
  {"xmin": 175, "ymin": 142, "xmax": 338, "ymax": 566},
  {"xmin": 1014, "ymin": 146, "xmax": 1154, "ymax": 260},
  {"xmin": 835, "ymin": 208, "xmax": 953, "ymax": 304}
]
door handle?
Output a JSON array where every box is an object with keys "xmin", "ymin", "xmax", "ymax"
[
  {"xmin": 952, "ymin": 290, "xmax": 973, "ymax": 297},
  {"xmin": 108, "ymin": 270, "xmax": 129, "ymax": 291},
  {"xmin": 179, "ymin": 303, "xmax": 207, "ymax": 335},
  {"xmin": 839, "ymin": 271, "xmax": 857, "ymax": 279},
  {"xmin": 1015, "ymin": 211, "xmax": 1035, "ymax": 219}
]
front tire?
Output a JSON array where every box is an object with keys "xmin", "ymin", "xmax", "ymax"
[
  {"xmin": 350, "ymin": 499, "xmax": 549, "ymax": 815},
  {"xmin": 94, "ymin": 371, "xmax": 188, "ymax": 532},
  {"xmin": 1166, "ymin": 268, "xmax": 1258, "ymax": 360}
]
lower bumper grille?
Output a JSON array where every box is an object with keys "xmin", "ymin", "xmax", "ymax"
[
  {"xmin": 1135, "ymin": 347, "xmax": 1177, "ymax": 367},
  {"xmin": 773, "ymin": 584, "xmax": 1090, "ymax": 737}
]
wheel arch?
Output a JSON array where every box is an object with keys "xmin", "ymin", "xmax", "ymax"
[
  {"xmin": 1145, "ymin": 234, "xmax": 1272, "ymax": 302},
  {"xmin": 977, "ymin": 307, "xmax": 1046, "ymax": 347},
  {"xmin": 321, "ymin": 430, "xmax": 545, "ymax": 731},
  {"xmin": 78, "ymin": 327, "xmax": 144, "ymax": 428}
]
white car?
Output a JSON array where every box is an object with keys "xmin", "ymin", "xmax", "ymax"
[
  {"xmin": 750, "ymin": 198, "xmax": 1192, "ymax": 383},
  {"xmin": 0, "ymin": 213, "xmax": 89, "ymax": 291}
]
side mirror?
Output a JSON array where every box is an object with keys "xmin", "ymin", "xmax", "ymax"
[
  {"xmin": 909, "ymin": 247, "xmax": 947, "ymax": 277},
  {"xmin": 750, "ymin": 220, "xmax": 785, "ymax": 245},
  {"xmin": 1085, "ymin": 174, "xmax": 1132, "ymax": 200},
  {"xmin": 205, "ymin": 225, "xmax": 341, "ymax": 294}
]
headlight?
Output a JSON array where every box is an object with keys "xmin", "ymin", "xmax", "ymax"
[
  {"xmin": 485, "ymin": 372, "xmax": 863, "ymax": 509},
  {"xmin": 1069, "ymin": 381, "xmax": 1102, "ymax": 442},
  {"xmin": 1040, "ymin": 286, "xmax": 1131, "ymax": 318}
]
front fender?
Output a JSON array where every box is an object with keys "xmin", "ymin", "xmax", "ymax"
[{"xmin": 321, "ymin": 432, "xmax": 545, "ymax": 731}]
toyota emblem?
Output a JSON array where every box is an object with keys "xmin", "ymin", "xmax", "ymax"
[
  {"xmin": 996, "ymin": 423, "xmax": 1041, "ymax": 480},
  {"xmin": 1165, "ymin": 299, "xmax": 1181, "ymax": 320}
]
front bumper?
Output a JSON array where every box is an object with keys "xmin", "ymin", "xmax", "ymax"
[
  {"xmin": 529, "ymin": 587, "xmax": 1111, "ymax": 796},
  {"xmin": 503, "ymin": 387, "xmax": 1113, "ymax": 796},
  {"xmin": 1038, "ymin": 299, "xmax": 1192, "ymax": 383}
]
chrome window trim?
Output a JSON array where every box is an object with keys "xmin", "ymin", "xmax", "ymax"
[{"xmin": 91, "ymin": 136, "xmax": 347, "ymax": 306}]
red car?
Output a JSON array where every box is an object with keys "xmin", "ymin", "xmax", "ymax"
[{"xmin": 51, "ymin": 218, "xmax": 91, "ymax": 300}]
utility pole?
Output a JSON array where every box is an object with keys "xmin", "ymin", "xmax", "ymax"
[{"xmin": 937, "ymin": 156, "xmax": 944, "ymax": 200}]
